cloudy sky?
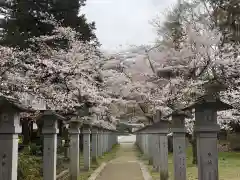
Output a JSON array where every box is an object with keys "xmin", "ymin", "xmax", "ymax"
[{"xmin": 82, "ymin": 0, "xmax": 177, "ymax": 51}]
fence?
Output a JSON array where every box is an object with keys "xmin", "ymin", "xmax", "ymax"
[{"xmin": 0, "ymin": 96, "xmax": 118, "ymax": 180}]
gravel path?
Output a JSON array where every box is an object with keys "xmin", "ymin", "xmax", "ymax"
[{"xmin": 96, "ymin": 136, "xmax": 144, "ymax": 180}]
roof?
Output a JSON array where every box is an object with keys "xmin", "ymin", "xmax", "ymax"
[
  {"xmin": 163, "ymin": 109, "xmax": 193, "ymax": 119},
  {"xmin": 36, "ymin": 110, "xmax": 66, "ymax": 121},
  {"xmin": 183, "ymin": 95, "xmax": 233, "ymax": 111},
  {"xmin": 133, "ymin": 119, "xmax": 170, "ymax": 133},
  {"xmin": 0, "ymin": 95, "xmax": 34, "ymax": 112}
]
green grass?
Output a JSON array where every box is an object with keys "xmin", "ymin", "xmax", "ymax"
[
  {"xmin": 79, "ymin": 144, "xmax": 120, "ymax": 180},
  {"xmin": 136, "ymin": 145, "xmax": 240, "ymax": 180}
]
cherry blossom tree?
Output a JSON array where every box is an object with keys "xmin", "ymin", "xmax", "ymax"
[
  {"xmin": 0, "ymin": 18, "xmax": 117, "ymax": 126},
  {"xmin": 95, "ymin": 0, "xmax": 240, "ymax": 135},
  {"xmin": 149, "ymin": 1, "xmax": 240, "ymax": 131}
]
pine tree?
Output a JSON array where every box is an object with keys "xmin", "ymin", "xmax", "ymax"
[
  {"xmin": 0, "ymin": 0, "xmax": 98, "ymax": 50},
  {"xmin": 50, "ymin": 0, "xmax": 97, "ymax": 43},
  {"xmin": 208, "ymin": 0, "xmax": 240, "ymax": 43}
]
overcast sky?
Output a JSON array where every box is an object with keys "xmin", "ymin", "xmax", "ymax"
[{"xmin": 82, "ymin": 0, "xmax": 177, "ymax": 51}]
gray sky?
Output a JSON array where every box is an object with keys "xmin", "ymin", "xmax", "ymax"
[{"xmin": 82, "ymin": 0, "xmax": 176, "ymax": 51}]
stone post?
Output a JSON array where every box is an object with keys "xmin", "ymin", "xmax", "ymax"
[
  {"xmin": 138, "ymin": 133, "xmax": 141, "ymax": 150},
  {"xmin": 113, "ymin": 131, "xmax": 116, "ymax": 147},
  {"xmin": 139, "ymin": 132, "xmax": 141, "ymax": 146},
  {"xmin": 109, "ymin": 130, "xmax": 112, "ymax": 149},
  {"xmin": 69, "ymin": 120, "xmax": 81, "ymax": 180},
  {"xmin": 91, "ymin": 126, "xmax": 98, "ymax": 162},
  {"xmin": 102, "ymin": 129, "xmax": 105, "ymax": 154},
  {"xmin": 98, "ymin": 128, "xmax": 102, "ymax": 157},
  {"xmin": 40, "ymin": 110, "xmax": 65, "ymax": 180},
  {"xmin": 108, "ymin": 130, "xmax": 112, "ymax": 152},
  {"xmin": 0, "ymin": 96, "xmax": 30, "ymax": 180},
  {"xmin": 110, "ymin": 131, "xmax": 112, "ymax": 149},
  {"xmin": 111, "ymin": 131, "xmax": 114, "ymax": 147},
  {"xmin": 113, "ymin": 131, "xmax": 116, "ymax": 146},
  {"xmin": 145, "ymin": 134, "xmax": 148, "ymax": 155},
  {"xmin": 104, "ymin": 130, "xmax": 108, "ymax": 152},
  {"xmin": 192, "ymin": 96, "xmax": 232, "ymax": 180},
  {"xmin": 138, "ymin": 132, "xmax": 141, "ymax": 148},
  {"xmin": 105, "ymin": 130, "xmax": 108, "ymax": 152},
  {"xmin": 158, "ymin": 129, "xmax": 169, "ymax": 178},
  {"xmin": 171, "ymin": 110, "xmax": 190, "ymax": 180},
  {"xmin": 136, "ymin": 132, "xmax": 139, "ymax": 147},
  {"xmin": 142, "ymin": 126, "xmax": 158, "ymax": 171},
  {"xmin": 142, "ymin": 133, "xmax": 145, "ymax": 153},
  {"xmin": 145, "ymin": 133, "xmax": 149, "ymax": 157},
  {"xmin": 140, "ymin": 132, "xmax": 143, "ymax": 152},
  {"xmin": 152, "ymin": 133, "xmax": 159, "ymax": 170},
  {"xmin": 142, "ymin": 133, "xmax": 146, "ymax": 154},
  {"xmin": 83, "ymin": 126, "xmax": 91, "ymax": 170},
  {"xmin": 107, "ymin": 130, "xmax": 111, "ymax": 151},
  {"xmin": 159, "ymin": 122, "xmax": 169, "ymax": 179},
  {"xmin": 148, "ymin": 133, "xmax": 153, "ymax": 164},
  {"xmin": 148, "ymin": 120, "xmax": 169, "ymax": 178},
  {"xmin": 115, "ymin": 131, "xmax": 118, "ymax": 145}
]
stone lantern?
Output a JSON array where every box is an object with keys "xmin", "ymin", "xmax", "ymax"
[
  {"xmin": 82, "ymin": 122, "xmax": 91, "ymax": 170},
  {"xmin": 148, "ymin": 119, "xmax": 170, "ymax": 178},
  {"xmin": 185, "ymin": 80, "xmax": 232, "ymax": 180},
  {"xmin": 68, "ymin": 118, "xmax": 81, "ymax": 180},
  {"xmin": 37, "ymin": 110, "xmax": 66, "ymax": 180},
  {"xmin": 91, "ymin": 124, "xmax": 99, "ymax": 162},
  {"xmin": 170, "ymin": 109, "xmax": 192, "ymax": 180},
  {"xmin": 139, "ymin": 125, "xmax": 151, "ymax": 160},
  {"xmin": 0, "ymin": 96, "xmax": 33, "ymax": 180},
  {"xmin": 97, "ymin": 125, "xmax": 103, "ymax": 157}
]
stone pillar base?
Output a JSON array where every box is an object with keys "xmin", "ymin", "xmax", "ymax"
[
  {"xmin": 152, "ymin": 166, "xmax": 159, "ymax": 172},
  {"xmin": 148, "ymin": 158, "xmax": 153, "ymax": 165},
  {"xmin": 160, "ymin": 170, "xmax": 169, "ymax": 180},
  {"xmin": 92, "ymin": 157, "xmax": 98, "ymax": 164}
]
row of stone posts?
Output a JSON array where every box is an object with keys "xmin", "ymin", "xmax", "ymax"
[
  {"xmin": 135, "ymin": 118, "xmax": 170, "ymax": 180},
  {"xmin": 135, "ymin": 90, "xmax": 232, "ymax": 180},
  {"xmin": 0, "ymin": 96, "xmax": 118, "ymax": 180}
]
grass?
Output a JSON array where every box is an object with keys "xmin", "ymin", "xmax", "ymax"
[
  {"xmin": 79, "ymin": 144, "xmax": 120, "ymax": 180},
  {"xmin": 17, "ymin": 144, "xmax": 120, "ymax": 180},
  {"xmin": 136, "ymin": 144, "xmax": 240, "ymax": 180}
]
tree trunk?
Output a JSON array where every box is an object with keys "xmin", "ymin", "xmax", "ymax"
[
  {"xmin": 22, "ymin": 118, "xmax": 31, "ymax": 145},
  {"xmin": 80, "ymin": 127, "xmax": 84, "ymax": 153},
  {"xmin": 63, "ymin": 127, "xmax": 70, "ymax": 159},
  {"xmin": 191, "ymin": 132, "xmax": 198, "ymax": 165}
]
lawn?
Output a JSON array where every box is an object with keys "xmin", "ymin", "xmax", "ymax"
[{"xmin": 137, "ymin": 145, "xmax": 240, "ymax": 180}]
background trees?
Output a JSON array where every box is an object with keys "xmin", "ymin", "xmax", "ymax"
[{"xmin": 1, "ymin": 0, "xmax": 240, "ymax": 140}]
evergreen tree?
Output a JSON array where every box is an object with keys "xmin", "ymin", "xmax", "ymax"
[
  {"xmin": 207, "ymin": 0, "xmax": 240, "ymax": 43},
  {"xmin": 0, "ymin": 0, "xmax": 98, "ymax": 50},
  {"xmin": 50, "ymin": 0, "xmax": 97, "ymax": 43}
]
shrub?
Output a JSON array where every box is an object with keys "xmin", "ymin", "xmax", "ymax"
[
  {"xmin": 18, "ymin": 152, "xmax": 42, "ymax": 180},
  {"xmin": 29, "ymin": 143, "xmax": 42, "ymax": 156},
  {"xmin": 228, "ymin": 133, "xmax": 240, "ymax": 151}
]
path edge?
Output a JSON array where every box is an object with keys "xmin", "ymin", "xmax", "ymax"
[
  {"xmin": 138, "ymin": 160, "xmax": 153, "ymax": 180},
  {"xmin": 87, "ymin": 159, "xmax": 115, "ymax": 180}
]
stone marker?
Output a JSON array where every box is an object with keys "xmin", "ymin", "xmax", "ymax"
[
  {"xmin": 39, "ymin": 110, "xmax": 65, "ymax": 180},
  {"xmin": 69, "ymin": 119, "xmax": 81, "ymax": 180},
  {"xmin": 150, "ymin": 120, "xmax": 169, "ymax": 178},
  {"xmin": 0, "ymin": 96, "xmax": 32, "ymax": 180},
  {"xmin": 83, "ymin": 126, "xmax": 91, "ymax": 170},
  {"xmin": 186, "ymin": 80, "xmax": 232, "ymax": 180},
  {"xmin": 171, "ymin": 110, "xmax": 191, "ymax": 180},
  {"xmin": 91, "ymin": 126, "xmax": 98, "ymax": 162}
]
